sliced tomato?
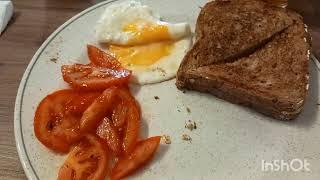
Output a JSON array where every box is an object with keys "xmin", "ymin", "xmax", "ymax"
[
  {"xmin": 116, "ymin": 88, "xmax": 141, "ymax": 155},
  {"xmin": 110, "ymin": 136, "xmax": 161, "ymax": 180},
  {"xmin": 80, "ymin": 87, "xmax": 118, "ymax": 133},
  {"xmin": 96, "ymin": 117, "xmax": 122, "ymax": 156},
  {"xmin": 87, "ymin": 45, "xmax": 121, "ymax": 69},
  {"xmin": 34, "ymin": 90, "xmax": 97, "ymax": 153},
  {"xmin": 65, "ymin": 91, "xmax": 101, "ymax": 115},
  {"xmin": 58, "ymin": 134, "xmax": 109, "ymax": 180},
  {"xmin": 122, "ymin": 102, "xmax": 140, "ymax": 155},
  {"xmin": 61, "ymin": 64, "xmax": 131, "ymax": 90},
  {"xmin": 111, "ymin": 98, "xmax": 129, "ymax": 128}
]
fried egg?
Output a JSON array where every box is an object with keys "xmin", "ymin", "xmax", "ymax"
[{"xmin": 95, "ymin": 1, "xmax": 192, "ymax": 84}]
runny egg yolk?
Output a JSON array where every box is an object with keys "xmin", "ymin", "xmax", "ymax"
[
  {"xmin": 108, "ymin": 20, "xmax": 175, "ymax": 67},
  {"xmin": 123, "ymin": 20, "xmax": 172, "ymax": 45},
  {"xmin": 109, "ymin": 41, "xmax": 174, "ymax": 67}
]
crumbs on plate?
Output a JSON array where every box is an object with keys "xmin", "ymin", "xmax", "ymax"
[
  {"xmin": 185, "ymin": 120, "xmax": 197, "ymax": 131},
  {"xmin": 162, "ymin": 135, "xmax": 171, "ymax": 144},
  {"xmin": 50, "ymin": 58, "xmax": 58, "ymax": 63},
  {"xmin": 181, "ymin": 134, "xmax": 192, "ymax": 142}
]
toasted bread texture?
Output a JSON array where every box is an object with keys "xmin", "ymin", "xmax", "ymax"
[
  {"xmin": 176, "ymin": 1, "xmax": 311, "ymax": 120},
  {"xmin": 180, "ymin": 0, "xmax": 293, "ymax": 71}
]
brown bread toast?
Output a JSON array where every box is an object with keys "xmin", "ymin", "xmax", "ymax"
[
  {"xmin": 176, "ymin": 1, "xmax": 311, "ymax": 120},
  {"xmin": 180, "ymin": 0, "xmax": 293, "ymax": 71}
]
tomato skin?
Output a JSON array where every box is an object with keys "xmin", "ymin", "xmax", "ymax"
[
  {"xmin": 58, "ymin": 134, "xmax": 109, "ymax": 180},
  {"xmin": 117, "ymin": 88, "xmax": 141, "ymax": 155},
  {"xmin": 110, "ymin": 136, "xmax": 161, "ymax": 180},
  {"xmin": 65, "ymin": 91, "xmax": 101, "ymax": 115},
  {"xmin": 95, "ymin": 87, "xmax": 140, "ymax": 155},
  {"xmin": 96, "ymin": 117, "xmax": 122, "ymax": 156},
  {"xmin": 34, "ymin": 90, "xmax": 98, "ymax": 153},
  {"xmin": 122, "ymin": 103, "xmax": 140, "ymax": 155},
  {"xmin": 112, "ymin": 98, "xmax": 129, "ymax": 128},
  {"xmin": 61, "ymin": 64, "xmax": 131, "ymax": 91},
  {"xmin": 80, "ymin": 87, "xmax": 118, "ymax": 133},
  {"xmin": 87, "ymin": 45, "xmax": 121, "ymax": 69}
]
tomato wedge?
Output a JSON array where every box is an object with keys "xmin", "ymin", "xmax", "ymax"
[
  {"xmin": 34, "ymin": 90, "xmax": 98, "ymax": 153},
  {"xmin": 117, "ymin": 88, "xmax": 141, "ymax": 155},
  {"xmin": 65, "ymin": 91, "xmax": 101, "ymax": 115},
  {"xmin": 96, "ymin": 117, "xmax": 122, "ymax": 156},
  {"xmin": 111, "ymin": 97, "xmax": 129, "ymax": 128},
  {"xmin": 122, "ymin": 101, "xmax": 140, "ymax": 155},
  {"xmin": 58, "ymin": 134, "xmax": 109, "ymax": 180},
  {"xmin": 87, "ymin": 45, "xmax": 121, "ymax": 69},
  {"xmin": 110, "ymin": 136, "xmax": 161, "ymax": 180},
  {"xmin": 80, "ymin": 87, "xmax": 118, "ymax": 133},
  {"xmin": 61, "ymin": 64, "xmax": 131, "ymax": 91}
]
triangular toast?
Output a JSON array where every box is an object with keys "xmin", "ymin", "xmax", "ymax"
[
  {"xmin": 176, "ymin": 1, "xmax": 311, "ymax": 120},
  {"xmin": 179, "ymin": 0, "xmax": 293, "ymax": 70}
]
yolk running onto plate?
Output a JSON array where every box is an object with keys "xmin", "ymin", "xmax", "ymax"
[
  {"xmin": 109, "ymin": 41, "xmax": 174, "ymax": 67},
  {"xmin": 123, "ymin": 20, "xmax": 172, "ymax": 45}
]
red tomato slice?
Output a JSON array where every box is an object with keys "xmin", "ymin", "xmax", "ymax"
[
  {"xmin": 87, "ymin": 45, "xmax": 121, "ymax": 69},
  {"xmin": 111, "ymin": 99, "xmax": 129, "ymax": 128},
  {"xmin": 65, "ymin": 91, "xmax": 101, "ymax": 115},
  {"xmin": 96, "ymin": 117, "xmax": 122, "ymax": 156},
  {"xmin": 110, "ymin": 136, "xmax": 161, "ymax": 180},
  {"xmin": 117, "ymin": 88, "xmax": 141, "ymax": 155},
  {"xmin": 61, "ymin": 64, "xmax": 131, "ymax": 91},
  {"xmin": 122, "ymin": 102, "xmax": 140, "ymax": 155},
  {"xmin": 58, "ymin": 134, "xmax": 109, "ymax": 180},
  {"xmin": 34, "ymin": 90, "xmax": 98, "ymax": 153},
  {"xmin": 80, "ymin": 87, "xmax": 118, "ymax": 133}
]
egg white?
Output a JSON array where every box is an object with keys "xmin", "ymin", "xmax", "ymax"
[
  {"xmin": 95, "ymin": 1, "xmax": 191, "ymax": 45},
  {"xmin": 95, "ymin": 1, "xmax": 193, "ymax": 85}
]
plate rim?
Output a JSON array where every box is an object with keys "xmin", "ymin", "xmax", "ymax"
[
  {"xmin": 13, "ymin": 0, "xmax": 320, "ymax": 179},
  {"xmin": 13, "ymin": 1, "xmax": 117, "ymax": 179}
]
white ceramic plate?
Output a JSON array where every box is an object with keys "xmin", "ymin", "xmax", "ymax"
[{"xmin": 14, "ymin": 0, "xmax": 320, "ymax": 179}]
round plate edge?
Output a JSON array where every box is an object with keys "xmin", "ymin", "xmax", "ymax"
[
  {"xmin": 13, "ymin": 1, "xmax": 320, "ymax": 179},
  {"xmin": 13, "ymin": 1, "xmax": 118, "ymax": 179}
]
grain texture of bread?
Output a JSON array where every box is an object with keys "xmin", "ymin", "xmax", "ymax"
[
  {"xmin": 176, "ymin": 0, "xmax": 311, "ymax": 120},
  {"xmin": 179, "ymin": 0, "xmax": 293, "ymax": 71}
]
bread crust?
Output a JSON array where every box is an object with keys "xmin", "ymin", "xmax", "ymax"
[{"xmin": 176, "ymin": 0, "xmax": 311, "ymax": 120}]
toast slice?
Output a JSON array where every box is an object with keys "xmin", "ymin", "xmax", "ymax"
[
  {"xmin": 176, "ymin": 4, "xmax": 311, "ymax": 120},
  {"xmin": 179, "ymin": 0, "xmax": 293, "ymax": 71}
]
